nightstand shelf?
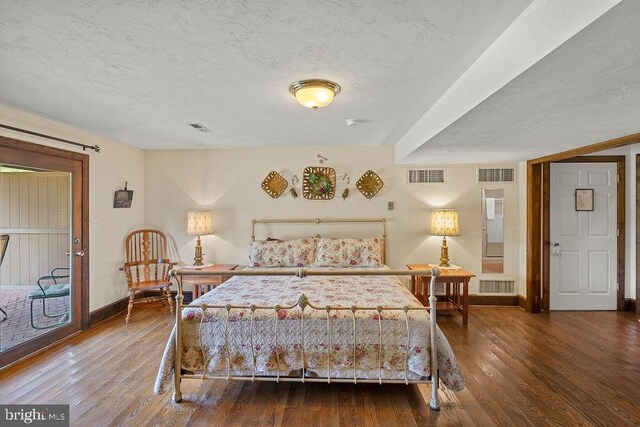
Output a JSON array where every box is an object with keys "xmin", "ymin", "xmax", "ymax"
[{"xmin": 431, "ymin": 301, "xmax": 458, "ymax": 311}]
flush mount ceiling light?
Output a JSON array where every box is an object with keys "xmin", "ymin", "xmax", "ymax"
[{"xmin": 289, "ymin": 79, "xmax": 340, "ymax": 110}]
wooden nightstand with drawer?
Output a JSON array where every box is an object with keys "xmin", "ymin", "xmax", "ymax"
[{"xmin": 181, "ymin": 264, "xmax": 239, "ymax": 300}]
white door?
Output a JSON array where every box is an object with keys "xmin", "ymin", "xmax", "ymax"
[{"xmin": 549, "ymin": 162, "xmax": 617, "ymax": 310}]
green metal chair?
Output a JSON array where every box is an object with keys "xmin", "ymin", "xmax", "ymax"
[{"xmin": 28, "ymin": 267, "xmax": 71, "ymax": 329}]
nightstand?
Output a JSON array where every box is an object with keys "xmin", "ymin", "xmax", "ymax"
[
  {"xmin": 181, "ymin": 264, "xmax": 239, "ymax": 300},
  {"xmin": 406, "ymin": 264, "xmax": 475, "ymax": 325}
]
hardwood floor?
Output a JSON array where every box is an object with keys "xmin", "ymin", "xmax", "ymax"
[{"xmin": 0, "ymin": 305, "xmax": 638, "ymax": 426}]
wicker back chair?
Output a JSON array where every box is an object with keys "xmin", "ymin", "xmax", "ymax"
[{"xmin": 122, "ymin": 229, "xmax": 174, "ymax": 323}]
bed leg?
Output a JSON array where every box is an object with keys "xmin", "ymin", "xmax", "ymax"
[
  {"xmin": 428, "ymin": 273, "xmax": 440, "ymax": 411},
  {"xmin": 429, "ymin": 380, "xmax": 440, "ymax": 411}
]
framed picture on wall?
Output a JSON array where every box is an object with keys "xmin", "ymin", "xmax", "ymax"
[
  {"xmin": 114, "ymin": 182, "xmax": 134, "ymax": 208},
  {"xmin": 575, "ymin": 188, "xmax": 594, "ymax": 211}
]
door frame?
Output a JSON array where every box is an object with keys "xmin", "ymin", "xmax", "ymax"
[
  {"xmin": 0, "ymin": 136, "xmax": 89, "ymax": 365},
  {"xmin": 526, "ymin": 132, "xmax": 640, "ymax": 313},
  {"xmin": 542, "ymin": 156, "xmax": 625, "ymax": 311},
  {"xmin": 636, "ymin": 154, "xmax": 640, "ymax": 313}
]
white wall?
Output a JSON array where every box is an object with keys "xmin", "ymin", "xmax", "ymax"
[
  {"xmin": 3, "ymin": 105, "xmax": 634, "ymax": 308},
  {"xmin": 144, "ymin": 146, "xmax": 520, "ymax": 294},
  {"xmin": 0, "ymin": 105, "xmax": 146, "ymax": 310}
]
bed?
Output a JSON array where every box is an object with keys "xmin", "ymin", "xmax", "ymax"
[{"xmin": 154, "ymin": 218, "xmax": 464, "ymax": 411}]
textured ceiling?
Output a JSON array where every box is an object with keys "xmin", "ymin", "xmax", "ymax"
[
  {"xmin": 0, "ymin": 0, "xmax": 532, "ymax": 150},
  {"xmin": 404, "ymin": 0, "xmax": 640, "ymax": 163}
]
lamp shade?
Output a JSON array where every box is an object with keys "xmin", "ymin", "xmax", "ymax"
[
  {"xmin": 187, "ymin": 210, "xmax": 213, "ymax": 236},
  {"xmin": 431, "ymin": 209, "xmax": 460, "ymax": 236},
  {"xmin": 294, "ymin": 86, "xmax": 335, "ymax": 109}
]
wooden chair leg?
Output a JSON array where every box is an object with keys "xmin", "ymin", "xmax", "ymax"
[
  {"xmin": 126, "ymin": 291, "xmax": 135, "ymax": 324},
  {"xmin": 165, "ymin": 287, "xmax": 174, "ymax": 315}
]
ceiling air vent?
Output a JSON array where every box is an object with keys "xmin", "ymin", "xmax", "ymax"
[
  {"xmin": 479, "ymin": 280, "xmax": 515, "ymax": 294},
  {"xmin": 478, "ymin": 168, "xmax": 515, "ymax": 183},
  {"xmin": 188, "ymin": 123, "xmax": 212, "ymax": 133},
  {"xmin": 407, "ymin": 168, "xmax": 445, "ymax": 184}
]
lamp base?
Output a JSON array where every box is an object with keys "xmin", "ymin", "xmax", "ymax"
[
  {"xmin": 193, "ymin": 235, "xmax": 204, "ymax": 266},
  {"xmin": 439, "ymin": 236, "xmax": 450, "ymax": 267}
]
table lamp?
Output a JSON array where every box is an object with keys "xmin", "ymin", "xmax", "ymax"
[
  {"xmin": 431, "ymin": 209, "xmax": 459, "ymax": 267},
  {"xmin": 187, "ymin": 210, "xmax": 213, "ymax": 266}
]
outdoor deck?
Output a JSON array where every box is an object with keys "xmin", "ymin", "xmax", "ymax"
[{"xmin": 0, "ymin": 288, "xmax": 70, "ymax": 351}]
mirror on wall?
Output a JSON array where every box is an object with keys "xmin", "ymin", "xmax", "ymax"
[{"xmin": 481, "ymin": 188, "xmax": 504, "ymax": 273}]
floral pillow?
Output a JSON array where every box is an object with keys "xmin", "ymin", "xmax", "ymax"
[
  {"xmin": 249, "ymin": 237, "xmax": 316, "ymax": 267},
  {"xmin": 314, "ymin": 237, "xmax": 384, "ymax": 267}
]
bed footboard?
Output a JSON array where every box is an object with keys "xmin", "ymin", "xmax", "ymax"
[{"xmin": 169, "ymin": 268, "xmax": 441, "ymax": 410}]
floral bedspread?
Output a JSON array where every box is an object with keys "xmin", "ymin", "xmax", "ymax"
[{"xmin": 154, "ymin": 268, "xmax": 464, "ymax": 394}]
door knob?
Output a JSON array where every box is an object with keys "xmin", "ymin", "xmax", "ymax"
[{"xmin": 74, "ymin": 250, "xmax": 85, "ymax": 257}]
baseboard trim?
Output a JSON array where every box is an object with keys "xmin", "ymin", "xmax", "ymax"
[
  {"xmin": 89, "ymin": 296, "xmax": 130, "ymax": 327},
  {"xmin": 518, "ymin": 295, "xmax": 527, "ymax": 310},
  {"xmin": 624, "ymin": 298, "xmax": 638, "ymax": 312},
  {"xmin": 468, "ymin": 295, "xmax": 519, "ymax": 306},
  {"xmin": 88, "ymin": 290, "xmax": 193, "ymax": 327},
  {"xmin": 151, "ymin": 289, "xmax": 193, "ymax": 303}
]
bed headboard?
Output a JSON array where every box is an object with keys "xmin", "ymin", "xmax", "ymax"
[{"xmin": 251, "ymin": 218, "xmax": 388, "ymax": 264}]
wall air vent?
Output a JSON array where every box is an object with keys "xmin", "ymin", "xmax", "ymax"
[
  {"xmin": 188, "ymin": 123, "xmax": 212, "ymax": 133},
  {"xmin": 407, "ymin": 168, "xmax": 445, "ymax": 184},
  {"xmin": 478, "ymin": 168, "xmax": 515, "ymax": 183},
  {"xmin": 479, "ymin": 280, "xmax": 515, "ymax": 294}
]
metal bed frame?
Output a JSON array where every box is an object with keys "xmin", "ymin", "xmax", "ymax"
[{"xmin": 169, "ymin": 218, "xmax": 443, "ymax": 411}]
